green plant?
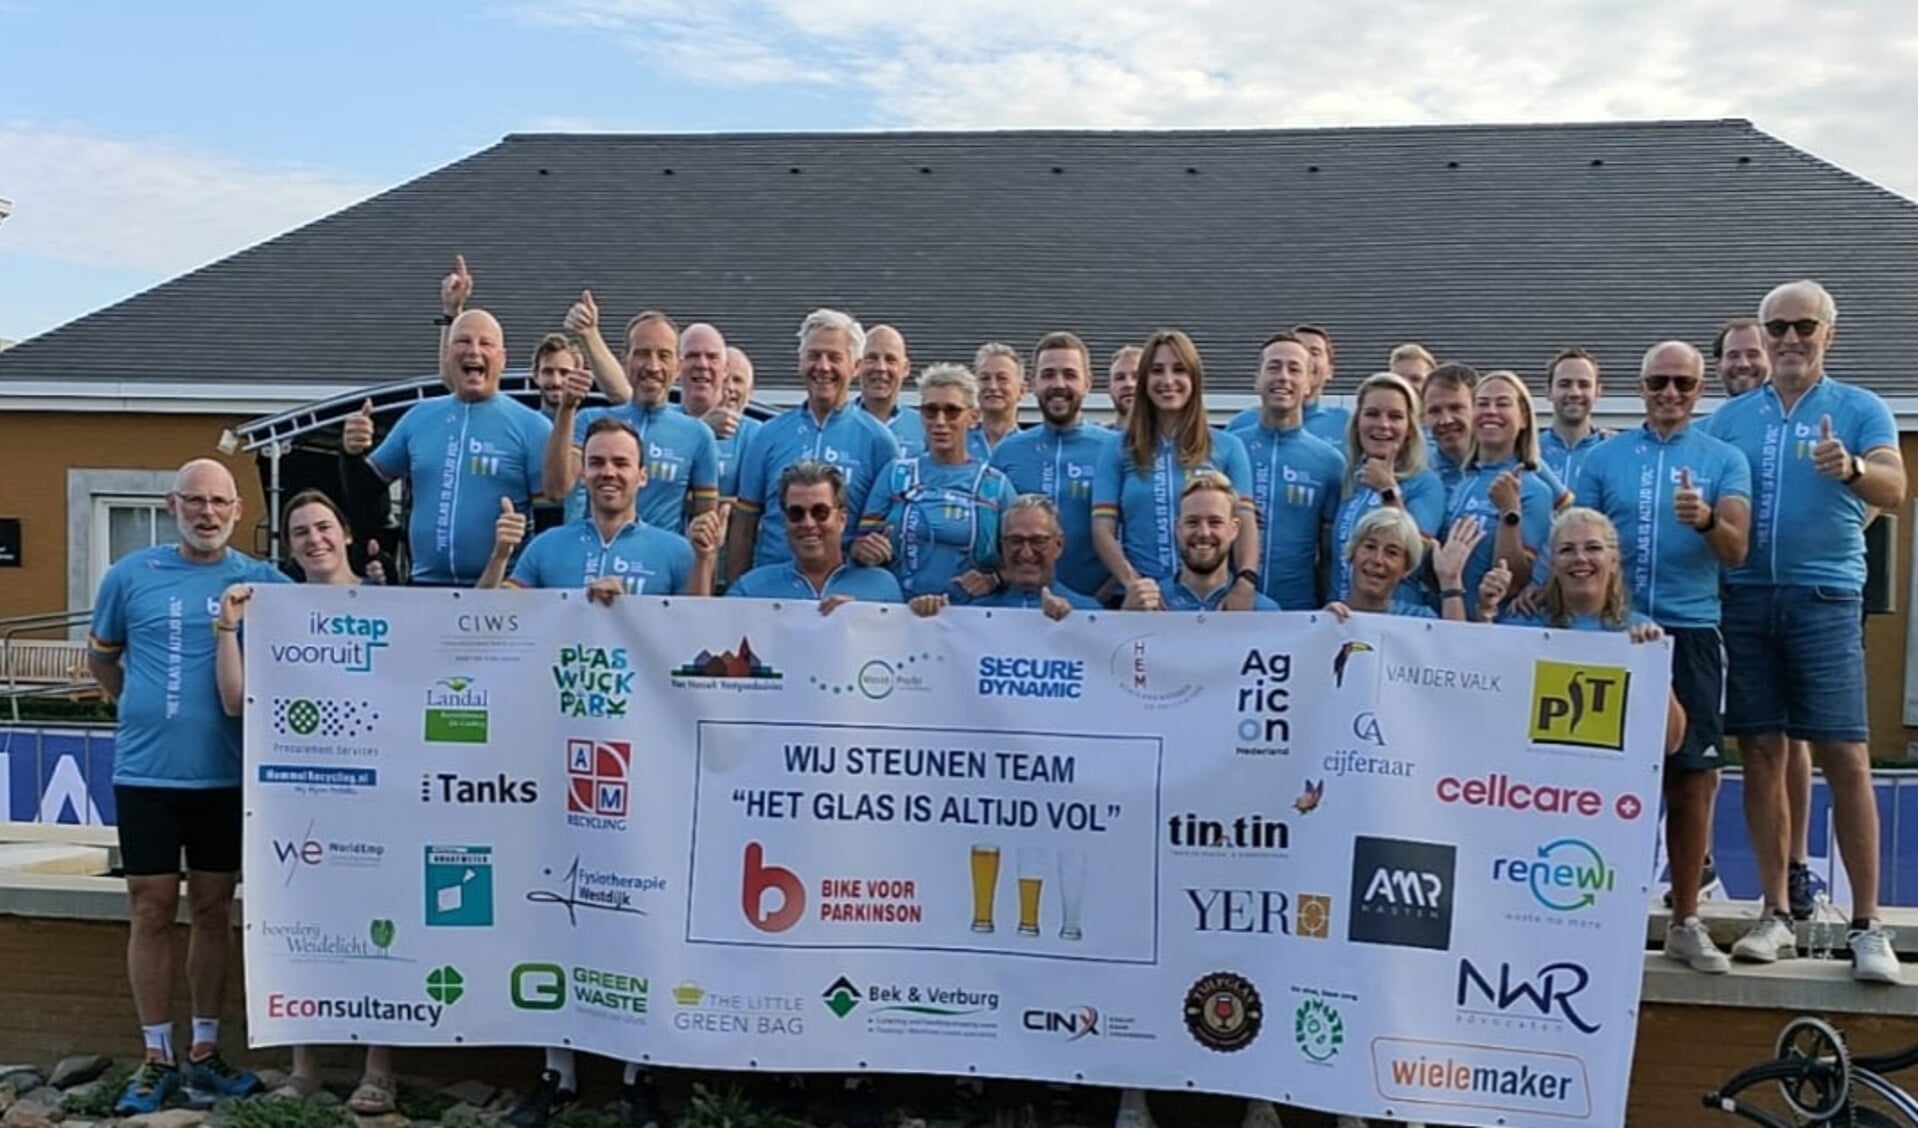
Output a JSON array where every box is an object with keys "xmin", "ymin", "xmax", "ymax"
[
  {"xmin": 215, "ymin": 1097, "xmax": 351, "ymax": 1128},
  {"xmin": 548, "ymin": 1107, "xmax": 623, "ymax": 1128},
  {"xmin": 395, "ymin": 1081, "xmax": 459, "ymax": 1121},
  {"xmin": 61, "ymin": 1065, "xmax": 131, "ymax": 1118},
  {"xmin": 440, "ymin": 1103, "xmax": 489, "ymax": 1128},
  {"xmin": 678, "ymin": 1084, "xmax": 809, "ymax": 1128}
]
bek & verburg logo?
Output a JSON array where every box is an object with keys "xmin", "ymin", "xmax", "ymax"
[
  {"xmin": 270, "ymin": 612, "xmax": 390, "ymax": 674},
  {"xmin": 669, "ymin": 636, "xmax": 784, "ymax": 692},
  {"xmin": 822, "ymin": 975, "xmax": 1001, "ymax": 1020},
  {"xmin": 424, "ymin": 676, "xmax": 489, "ymax": 744},
  {"xmin": 566, "ymin": 739, "xmax": 629, "ymax": 831},
  {"xmin": 553, "ymin": 643, "xmax": 631, "ymax": 718},
  {"xmin": 423, "ymin": 844, "xmax": 495, "ymax": 927},
  {"xmin": 1528, "ymin": 661, "xmax": 1630, "ymax": 752}
]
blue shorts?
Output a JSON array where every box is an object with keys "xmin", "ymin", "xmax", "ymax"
[{"xmin": 1721, "ymin": 584, "xmax": 1868, "ymax": 744}]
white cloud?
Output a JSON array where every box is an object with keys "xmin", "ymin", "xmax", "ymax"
[
  {"xmin": 0, "ymin": 122, "xmax": 382, "ymax": 274},
  {"xmin": 519, "ymin": 0, "xmax": 1918, "ymax": 201}
]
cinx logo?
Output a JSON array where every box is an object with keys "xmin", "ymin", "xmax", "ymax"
[{"xmin": 1528, "ymin": 661, "xmax": 1629, "ymax": 752}]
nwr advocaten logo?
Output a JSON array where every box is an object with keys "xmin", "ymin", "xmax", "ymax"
[{"xmin": 1528, "ymin": 662, "xmax": 1630, "ymax": 752}]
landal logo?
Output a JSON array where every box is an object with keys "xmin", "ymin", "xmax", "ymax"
[
  {"xmin": 424, "ymin": 676, "xmax": 489, "ymax": 743},
  {"xmin": 272, "ymin": 697, "xmax": 379, "ymax": 740},
  {"xmin": 1529, "ymin": 662, "xmax": 1630, "ymax": 752},
  {"xmin": 566, "ymin": 739, "xmax": 629, "ymax": 831},
  {"xmin": 670, "ymin": 637, "xmax": 783, "ymax": 692},
  {"xmin": 424, "ymin": 845, "xmax": 495, "ymax": 928},
  {"xmin": 425, "ymin": 965, "xmax": 465, "ymax": 1005},
  {"xmin": 1332, "ymin": 641, "xmax": 1375, "ymax": 688},
  {"xmin": 1295, "ymin": 997, "xmax": 1345, "ymax": 1063},
  {"xmin": 553, "ymin": 644, "xmax": 631, "ymax": 718}
]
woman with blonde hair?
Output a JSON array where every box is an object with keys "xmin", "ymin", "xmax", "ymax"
[
  {"xmin": 1441, "ymin": 368, "xmax": 1557, "ymax": 610},
  {"xmin": 1332, "ymin": 372, "xmax": 1447, "ymax": 604}
]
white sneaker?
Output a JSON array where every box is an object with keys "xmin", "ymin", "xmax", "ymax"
[
  {"xmin": 1665, "ymin": 916, "xmax": 1732, "ymax": 974},
  {"xmin": 1731, "ymin": 913, "xmax": 1796, "ymax": 963},
  {"xmin": 1851, "ymin": 922, "xmax": 1903, "ymax": 984},
  {"xmin": 1114, "ymin": 1088, "xmax": 1155, "ymax": 1128},
  {"xmin": 1240, "ymin": 1101, "xmax": 1285, "ymax": 1128}
]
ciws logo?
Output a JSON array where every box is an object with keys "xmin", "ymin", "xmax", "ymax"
[
  {"xmin": 424, "ymin": 676, "xmax": 489, "ymax": 744},
  {"xmin": 978, "ymin": 655, "xmax": 1085, "ymax": 699},
  {"xmin": 1166, "ymin": 812, "xmax": 1289, "ymax": 855},
  {"xmin": 1455, "ymin": 958, "xmax": 1600, "ymax": 1035},
  {"xmin": 1186, "ymin": 889, "xmax": 1331, "ymax": 938},
  {"xmin": 420, "ymin": 771, "xmax": 538, "ymax": 805},
  {"xmin": 270, "ymin": 612, "xmax": 390, "ymax": 674},
  {"xmin": 566, "ymin": 739, "xmax": 629, "ymax": 831},
  {"xmin": 1234, "ymin": 649, "xmax": 1291, "ymax": 755},
  {"xmin": 1492, "ymin": 838, "xmax": 1617, "ymax": 915},
  {"xmin": 456, "ymin": 612, "xmax": 520, "ymax": 633},
  {"xmin": 553, "ymin": 644, "xmax": 631, "ymax": 718},
  {"xmin": 1022, "ymin": 1006, "xmax": 1099, "ymax": 1040},
  {"xmin": 741, "ymin": 841, "xmax": 805, "ymax": 932},
  {"xmin": 1529, "ymin": 661, "xmax": 1630, "ymax": 752},
  {"xmin": 1348, "ymin": 836, "xmax": 1456, "ymax": 951}
]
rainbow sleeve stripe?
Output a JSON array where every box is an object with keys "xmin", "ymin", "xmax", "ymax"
[
  {"xmin": 1091, "ymin": 503, "xmax": 1121, "ymax": 521},
  {"xmin": 734, "ymin": 498, "xmax": 765, "ymax": 516},
  {"xmin": 858, "ymin": 514, "xmax": 889, "ymax": 533},
  {"xmin": 689, "ymin": 485, "xmax": 720, "ymax": 503},
  {"xmin": 87, "ymin": 634, "xmax": 123, "ymax": 657}
]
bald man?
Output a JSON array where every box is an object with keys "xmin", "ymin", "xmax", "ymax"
[
  {"xmin": 859, "ymin": 324, "xmax": 924, "ymax": 456},
  {"xmin": 678, "ymin": 322, "xmax": 728, "ymax": 421},
  {"xmin": 88, "ymin": 459, "xmax": 290, "ymax": 1113},
  {"xmin": 712, "ymin": 345, "xmax": 763, "ymax": 501},
  {"xmin": 343, "ymin": 307, "xmax": 554, "ymax": 584}
]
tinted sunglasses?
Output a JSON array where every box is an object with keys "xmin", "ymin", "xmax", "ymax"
[
  {"xmin": 1642, "ymin": 374, "xmax": 1701, "ymax": 393},
  {"xmin": 1765, "ymin": 318, "xmax": 1820, "ymax": 340},
  {"xmin": 919, "ymin": 403, "xmax": 968, "ymax": 419},
  {"xmin": 784, "ymin": 503, "xmax": 838, "ymax": 524}
]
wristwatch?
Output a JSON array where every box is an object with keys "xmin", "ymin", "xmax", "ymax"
[
  {"xmin": 1846, "ymin": 455, "xmax": 1866, "ymax": 484},
  {"xmin": 1234, "ymin": 568, "xmax": 1262, "ymax": 589},
  {"xmin": 1379, "ymin": 487, "xmax": 1400, "ymax": 505},
  {"xmin": 1500, "ymin": 511, "xmax": 1521, "ymax": 528}
]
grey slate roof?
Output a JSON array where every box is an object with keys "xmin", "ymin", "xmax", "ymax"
[{"xmin": 6, "ymin": 118, "xmax": 1918, "ymax": 398}]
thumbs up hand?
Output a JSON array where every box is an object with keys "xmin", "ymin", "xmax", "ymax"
[
  {"xmin": 1673, "ymin": 467, "xmax": 1711, "ymax": 530},
  {"xmin": 342, "ymin": 399, "xmax": 375, "ymax": 454},
  {"xmin": 1812, "ymin": 413, "xmax": 1851, "ymax": 479},
  {"xmin": 1489, "ymin": 467, "xmax": 1523, "ymax": 515},
  {"xmin": 564, "ymin": 289, "xmax": 599, "ymax": 336},
  {"xmin": 441, "ymin": 254, "xmax": 472, "ymax": 317},
  {"xmin": 364, "ymin": 538, "xmax": 387, "ymax": 585},
  {"xmin": 492, "ymin": 497, "xmax": 528, "ymax": 557}
]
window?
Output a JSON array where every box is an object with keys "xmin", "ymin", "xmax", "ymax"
[
  {"xmin": 90, "ymin": 496, "xmax": 169, "ymax": 593},
  {"xmin": 65, "ymin": 469, "xmax": 179, "ymax": 631}
]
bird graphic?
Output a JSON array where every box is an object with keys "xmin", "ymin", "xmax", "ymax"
[
  {"xmin": 1293, "ymin": 779, "xmax": 1325, "ymax": 814},
  {"xmin": 439, "ymin": 676, "xmax": 474, "ymax": 692},
  {"xmin": 1332, "ymin": 641, "xmax": 1375, "ymax": 687}
]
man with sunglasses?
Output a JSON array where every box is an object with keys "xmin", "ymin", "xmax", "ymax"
[
  {"xmin": 729, "ymin": 461, "xmax": 903, "ymax": 605},
  {"xmin": 1572, "ymin": 342, "xmax": 1751, "ymax": 973},
  {"xmin": 1703, "ymin": 279, "xmax": 1906, "ymax": 983}
]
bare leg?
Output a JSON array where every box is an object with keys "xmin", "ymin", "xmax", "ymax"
[
  {"xmin": 126, "ymin": 874, "xmax": 181, "ymax": 1053},
  {"xmin": 1739, "ymin": 733, "xmax": 1793, "ymax": 913},
  {"xmin": 184, "ymin": 870, "xmax": 238, "ymax": 1058},
  {"xmin": 1815, "ymin": 740, "xmax": 1880, "ymax": 921}
]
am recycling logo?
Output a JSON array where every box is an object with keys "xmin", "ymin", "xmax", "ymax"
[{"xmin": 1294, "ymin": 998, "xmax": 1344, "ymax": 1063}]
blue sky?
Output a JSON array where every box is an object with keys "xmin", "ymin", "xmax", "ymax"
[{"xmin": 5, "ymin": 0, "xmax": 1916, "ymax": 344}]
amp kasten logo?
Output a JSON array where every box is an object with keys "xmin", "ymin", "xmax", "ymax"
[{"xmin": 1348, "ymin": 836, "xmax": 1455, "ymax": 951}]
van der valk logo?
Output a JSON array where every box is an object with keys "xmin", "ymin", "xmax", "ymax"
[{"xmin": 270, "ymin": 612, "xmax": 391, "ymax": 674}]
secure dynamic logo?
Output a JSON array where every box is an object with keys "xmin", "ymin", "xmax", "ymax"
[{"xmin": 1529, "ymin": 661, "xmax": 1630, "ymax": 751}]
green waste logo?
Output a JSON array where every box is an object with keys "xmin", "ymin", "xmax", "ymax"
[
  {"xmin": 823, "ymin": 976, "xmax": 860, "ymax": 1018},
  {"xmin": 425, "ymin": 966, "xmax": 465, "ymax": 1005},
  {"xmin": 1294, "ymin": 998, "xmax": 1344, "ymax": 1063}
]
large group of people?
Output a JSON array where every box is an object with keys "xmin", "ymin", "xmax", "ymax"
[{"xmin": 83, "ymin": 256, "xmax": 1905, "ymax": 1128}]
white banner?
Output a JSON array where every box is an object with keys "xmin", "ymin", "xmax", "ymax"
[{"xmin": 243, "ymin": 586, "xmax": 1665, "ymax": 1127}]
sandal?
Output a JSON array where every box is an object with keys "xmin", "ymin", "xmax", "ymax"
[
  {"xmin": 267, "ymin": 1075, "xmax": 323, "ymax": 1103},
  {"xmin": 347, "ymin": 1074, "xmax": 398, "ymax": 1116}
]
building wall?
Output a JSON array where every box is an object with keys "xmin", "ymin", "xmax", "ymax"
[{"xmin": 0, "ymin": 411, "xmax": 263, "ymax": 622}]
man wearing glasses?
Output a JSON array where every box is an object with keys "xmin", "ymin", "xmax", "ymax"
[
  {"xmin": 1703, "ymin": 280, "xmax": 1907, "ymax": 983},
  {"xmin": 1572, "ymin": 342, "xmax": 1751, "ymax": 973},
  {"xmin": 728, "ymin": 461, "xmax": 903, "ymax": 605},
  {"xmin": 87, "ymin": 460, "xmax": 290, "ymax": 1114}
]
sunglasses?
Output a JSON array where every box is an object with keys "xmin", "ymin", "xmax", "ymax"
[
  {"xmin": 1765, "ymin": 318, "xmax": 1821, "ymax": 340},
  {"xmin": 784, "ymin": 503, "xmax": 839, "ymax": 524},
  {"xmin": 1002, "ymin": 534, "xmax": 1055, "ymax": 551},
  {"xmin": 919, "ymin": 403, "xmax": 968, "ymax": 420},
  {"xmin": 1642, "ymin": 374, "xmax": 1701, "ymax": 393}
]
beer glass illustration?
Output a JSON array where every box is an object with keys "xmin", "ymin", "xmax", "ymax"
[
  {"xmin": 969, "ymin": 843, "xmax": 1001, "ymax": 933},
  {"xmin": 1057, "ymin": 848, "xmax": 1087, "ymax": 941},
  {"xmin": 1017, "ymin": 848, "xmax": 1047, "ymax": 936}
]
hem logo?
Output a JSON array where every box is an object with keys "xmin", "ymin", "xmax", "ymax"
[
  {"xmin": 1372, "ymin": 1036, "xmax": 1591, "ymax": 1120},
  {"xmin": 1528, "ymin": 661, "xmax": 1629, "ymax": 752}
]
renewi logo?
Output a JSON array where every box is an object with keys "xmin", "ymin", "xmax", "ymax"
[{"xmin": 1492, "ymin": 838, "xmax": 1617, "ymax": 915}]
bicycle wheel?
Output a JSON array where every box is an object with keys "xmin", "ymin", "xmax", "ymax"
[{"xmin": 1777, "ymin": 1017, "xmax": 1853, "ymax": 1120}]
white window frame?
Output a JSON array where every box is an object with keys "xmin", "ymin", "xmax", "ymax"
[{"xmin": 66, "ymin": 469, "xmax": 177, "ymax": 638}]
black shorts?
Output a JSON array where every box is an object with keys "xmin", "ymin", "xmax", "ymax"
[
  {"xmin": 1667, "ymin": 627, "xmax": 1726, "ymax": 774},
  {"xmin": 114, "ymin": 786, "xmax": 243, "ymax": 876}
]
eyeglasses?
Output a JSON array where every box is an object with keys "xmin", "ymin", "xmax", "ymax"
[
  {"xmin": 1002, "ymin": 534, "xmax": 1055, "ymax": 551},
  {"xmin": 784, "ymin": 503, "xmax": 839, "ymax": 524},
  {"xmin": 1642, "ymin": 374, "xmax": 1701, "ymax": 393},
  {"xmin": 1765, "ymin": 318, "xmax": 1821, "ymax": 340},
  {"xmin": 919, "ymin": 403, "xmax": 968, "ymax": 419},
  {"xmin": 175, "ymin": 494, "xmax": 236, "ymax": 511}
]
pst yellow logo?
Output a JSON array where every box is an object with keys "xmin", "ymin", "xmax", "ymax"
[{"xmin": 1529, "ymin": 661, "xmax": 1630, "ymax": 751}]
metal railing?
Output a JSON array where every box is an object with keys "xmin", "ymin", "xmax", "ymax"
[{"xmin": 0, "ymin": 609, "xmax": 99, "ymax": 724}]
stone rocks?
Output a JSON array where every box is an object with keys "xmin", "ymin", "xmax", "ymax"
[
  {"xmin": 252, "ymin": 1070, "xmax": 290, "ymax": 1094},
  {"xmin": 121, "ymin": 1109, "xmax": 208, "ymax": 1128},
  {"xmin": 434, "ymin": 1082, "xmax": 493, "ymax": 1109},
  {"xmin": 55, "ymin": 1084, "xmax": 107, "ymax": 1115},
  {"xmin": 0, "ymin": 1073, "xmax": 41, "ymax": 1100},
  {"xmin": 1, "ymin": 1100, "xmax": 60, "ymax": 1128},
  {"xmin": 349, "ymin": 1113, "xmax": 410, "ymax": 1128},
  {"xmin": 46, "ymin": 1059, "xmax": 108, "ymax": 1091}
]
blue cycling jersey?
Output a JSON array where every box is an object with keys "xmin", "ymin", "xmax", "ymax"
[
  {"xmin": 1572, "ymin": 424, "xmax": 1751, "ymax": 628},
  {"xmin": 570, "ymin": 402, "xmax": 718, "ymax": 533},
  {"xmin": 1331, "ymin": 468, "xmax": 1446, "ymax": 603},
  {"xmin": 1443, "ymin": 456, "xmax": 1557, "ymax": 607},
  {"xmin": 727, "ymin": 562, "xmax": 904, "ymax": 603},
  {"xmin": 1303, "ymin": 402, "xmax": 1351, "ymax": 447},
  {"xmin": 990, "ymin": 421, "xmax": 1118, "ymax": 598},
  {"xmin": 970, "ymin": 584, "xmax": 1102, "ymax": 610},
  {"xmin": 1500, "ymin": 607, "xmax": 1657, "ymax": 633},
  {"xmin": 371, "ymin": 393, "xmax": 552, "ymax": 584},
  {"xmin": 508, "ymin": 518, "xmax": 695, "ymax": 594},
  {"xmin": 735, "ymin": 402, "xmax": 903, "ymax": 569},
  {"xmin": 1703, "ymin": 377, "xmax": 1897, "ymax": 592},
  {"xmin": 860, "ymin": 456, "xmax": 1014, "ymax": 599},
  {"xmin": 89, "ymin": 546, "xmax": 289, "ymax": 787},
  {"xmin": 868, "ymin": 404, "xmax": 926, "ymax": 459},
  {"xmin": 1094, "ymin": 432, "xmax": 1254, "ymax": 581},
  {"xmin": 1234, "ymin": 423, "xmax": 1346, "ymax": 609},
  {"xmin": 1539, "ymin": 427, "xmax": 1608, "ymax": 488},
  {"xmin": 1158, "ymin": 576, "xmax": 1281, "ymax": 612}
]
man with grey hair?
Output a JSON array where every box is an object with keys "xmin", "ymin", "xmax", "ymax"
[
  {"xmin": 972, "ymin": 341, "xmax": 1026, "ymax": 456},
  {"xmin": 1573, "ymin": 340, "xmax": 1752, "ymax": 974},
  {"xmin": 728, "ymin": 461, "xmax": 902, "ymax": 605},
  {"xmin": 910, "ymin": 495, "xmax": 1097, "ymax": 620},
  {"xmin": 89, "ymin": 459, "xmax": 289, "ymax": 1113},
  {"xmin": 728, "ymin": 309, "xmax": 901, "ymax": 576},
  {"xmin": 1704, "ymin": 279, "xmax": 1907, "ymax": 983},
  {"xmin": 859, "ymin": 324, "xmax": 925, "ymax": 457},
  {"xmin": 714, "ymin": 346, "xmax": 763, "ymax": 499}
]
